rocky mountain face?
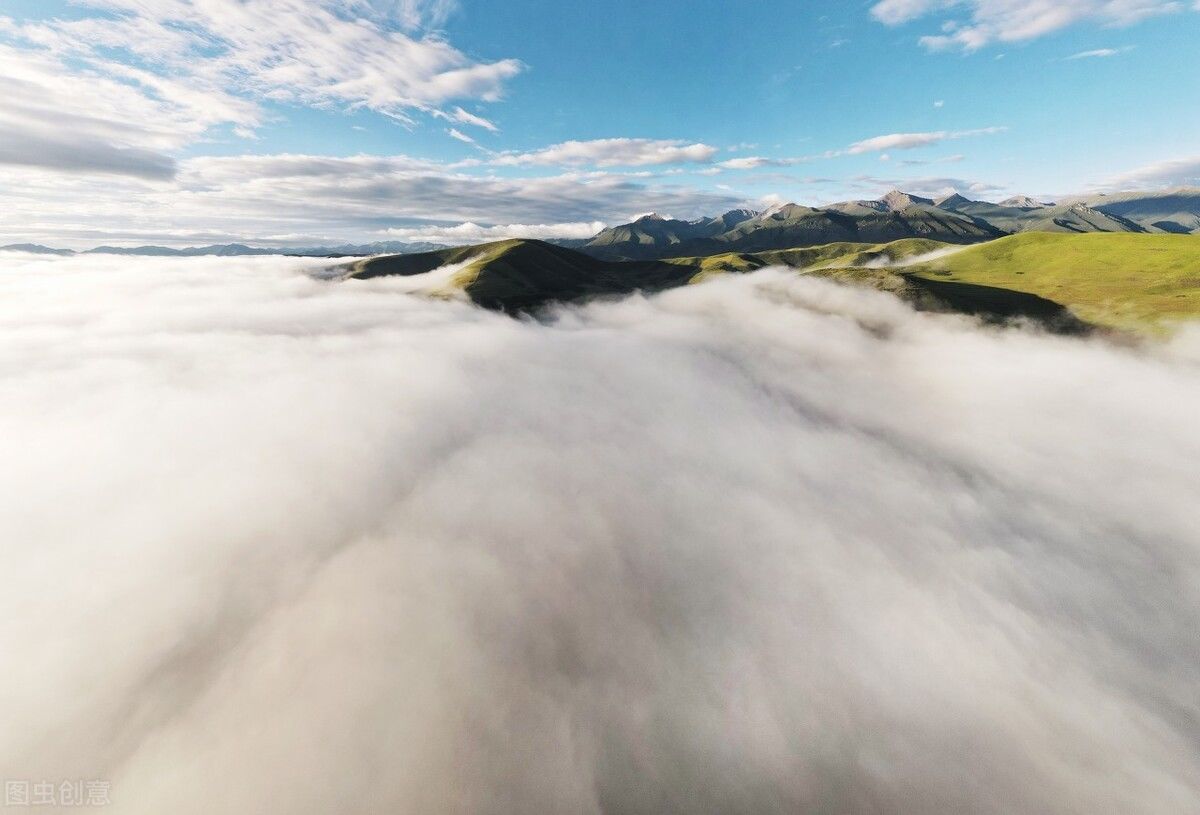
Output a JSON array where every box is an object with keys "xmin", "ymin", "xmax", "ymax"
[
  {"xmin": 583, "ymin": 191, "xmax": 1002, "ymax": 260},
  {"xmin": 580, "ymin": 188, "xmax": 1198, "ymax": 261}
]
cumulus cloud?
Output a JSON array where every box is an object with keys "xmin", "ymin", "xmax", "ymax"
[
  {"xmin": 1, "ymin": 254, "xmax": 1199, "ymax": 813},
  {"xmin": 492, "ymin": 139, "xmax": 720, "ymax": 168},
  {"xmin": 848, "ymin": 127, "xmax": 1006, "ymax": 154},
  {"xmin": 384, "ymin": 220, "xmax": 607, "ymax": 243},
  {"xmin": 871, "ymin": 0, "xmax": 1192, "ymax": 51}
]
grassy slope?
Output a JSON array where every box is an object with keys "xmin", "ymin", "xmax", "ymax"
[
  {"xmin": 904, "ymin": 233, "xmax": 1200, "ymax": 331},
  {"xmin": 345, "ymin": 233, "xmax": 1199, "ymax": 333},
  {"xmin": 670, "ymin": 238, "xmax": 948, "ymax": 282}
]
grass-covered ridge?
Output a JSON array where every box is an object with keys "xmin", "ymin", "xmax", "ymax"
[
  {"xmin": 902, "ymin": 233, "xmax": 1200, "ymax": 332},
  {"xmin": 344, "ymin": 233, "xmax": 1200, "ymax": 334}
]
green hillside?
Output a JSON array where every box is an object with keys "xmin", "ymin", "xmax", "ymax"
[
  {"xmin": 343, "ymin": 233, "xmax": 1199, "ymax": 333},
  {"xmin": 344, "ymin": 237, "xmax": 1080, "ymax": 328},
  {"xmin": 903, "ymin": 233, "xmax": 1200, "ymax": 331}
]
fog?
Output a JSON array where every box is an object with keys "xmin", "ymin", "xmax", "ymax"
[{"xmin": 1, "ymin": 252, "xmax": 1198, "ymax": 814}]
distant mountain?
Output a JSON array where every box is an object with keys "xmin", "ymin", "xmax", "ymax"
[
  {"xmin": 6, "ymin": 188, "xmax": 1195, "ymax": 266},
  {"xmin": 583, "ymin": 191, "xmax": 1001, "ymax": 261},
  {"xmin": 1086, "ymin": 188, "xmax": 1200, "ymax": 234},
  {"xmin": 934, "ymin": 195, "xmax": 1145, "ymax": 235},
  {"xmin": 1, "ymin": 240, "xmax": 447, "ymax": 258},
  {"xmin": 584, "ymin": 210, "xmax": 758, "ymax": 261},
  {"xmin": 0, "ymin": 243, "xmax": 75, "ymax": 255},
  {"xmin": 998, "ymin": 196, "xmax": 1053, "ymax": 209},
  {"xmin": 82, "ymin": 244, "xmax": 275, "ymax": 256}
]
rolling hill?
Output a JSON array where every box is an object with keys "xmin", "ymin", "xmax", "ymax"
[
  {"xmin": 901, "ymin": 232, "xmax": 1200, "ymax": 332},
  {"xmin": 344, "ymin": 237, "xmax": 1084, "ymax": 330},
  {"xmin": 344, "ymin": 232, "xmax": 1200, "ymax": 334}
]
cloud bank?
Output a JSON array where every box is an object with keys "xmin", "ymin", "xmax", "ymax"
[{"xmin": 1, "ymin": 253, "xmax": 1199, "ymax": 813}]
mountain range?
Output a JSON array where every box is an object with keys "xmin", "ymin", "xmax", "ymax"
[
  {"xmin": 0, "ymin": 240, "xmax": 449, "ymax": 258},
  {"xmin": 575, "ymin": 187, "xmax": 1200, "ymax": 261},
  {"xmin": 4, "ymin": 187, "xmax": 1197, "ymax": 260}
]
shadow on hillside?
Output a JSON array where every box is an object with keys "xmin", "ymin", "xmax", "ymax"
[{"xmin": 905, "ymin": 275, "xmax": 1094, "ymax": 335}]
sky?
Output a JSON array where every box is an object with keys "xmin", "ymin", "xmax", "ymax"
[{"xmin": 1, "ymin": 0, "xmax": 1198, "ymax": 247}]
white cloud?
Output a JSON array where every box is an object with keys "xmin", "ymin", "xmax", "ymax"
[
  {"xmin": 873, "ymin": 0, "xmax": 1192, "ymax": 51},
  {"xmin": 440, "ymin": 106, "xmax": 499, "ymax": 132},
  {"xmin": 0, "ymin": 0, "xmax": 521, "ymax": 173},
  {"xmin": 1, "ymin": 257, "xmax": 1198, "ymax": 812},
  {"xmin": 852, "ymin": 174, "xmax": 1008, "ymax": 197},
  {"xmin": 847, "ymin": 127, "xmax": 1006, "ymax": 154},
  {"xmin": 1095, "ymin": 155, "xmax": 1200, "ymax": 190},
  {"xmin": 718, "ymin": 155, "xmax": 811, "ymax": 170},
  {"xmin": 492, "ymin": 139, "xmax": 720, "ymax": 168},
  {"xmin": 1066, "ymin": 46, "xmax": 1132, "ymax": 58},
  {"xmin": 446, "ymin": 128, "xmax": 480, "ymax": 147},
  {"xmin": 384, "ymin": 220, "xmax": 606, "ymax": 244},
  {"xmin": 0, "ymin": 40, "xmax": 257, "ymax": 178},
  {"xmin": 0, "ymin": 153, "xmax": 742, "ymax": 248}
]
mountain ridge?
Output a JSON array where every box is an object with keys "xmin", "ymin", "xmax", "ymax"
[{"xmin": 4, "ymin": 188, "xmax": 1196, "ymax": 260}]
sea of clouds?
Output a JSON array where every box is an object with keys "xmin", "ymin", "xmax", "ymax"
[{"xmin": 1, "ymin": 251, "xmax": 1198, "ymax": 814}]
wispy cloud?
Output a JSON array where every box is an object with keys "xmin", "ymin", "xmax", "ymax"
[
  {"xmin": 1066, "ymin": 46, "xmax": 1133, "ymax": 59},
  {"xmin": 384, "ymin": 220, "xmax": 606, "ymax": 244},
  {"xmin": 847, "ymin": 127, "xmax": 1006, "ymax": 154},
  {"xmin": 0, "ymin": 0, "xmax": 522, "ymax": 167},
  {"xmin": 491, "ymin": 139, "xmax": 720, "ymax": 168},
  {"xmin": 872, "ymin": 0, "xmax": 1191, "ymax": 51},
  {"xmin": 0, "ymin": 153, "xmax": 743, "ymax": 248},
  {"xmin": 851, "ymin": 174, "xmax": 1008, "ymax": 197},
  {"xmin": 1096, "ymin": 155, "xmax": 1200, "ymax": 190},
  {"xmin": 447, "ymin": 128, "xmax": 481, "ymax": 148}
]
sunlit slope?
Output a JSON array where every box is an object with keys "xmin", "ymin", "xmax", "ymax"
[
  {"xmin": 672, "ymin": 238, "xmax": 948, "ymax": 282},
  {"xmin": 346, "ymin": 239, "xmax": 699, "ymax": 310},
  {"xmin": 903, "ymin": 233, "xmax": 1200, "ymax": 331},
  {"xmin": 346, "ymin": 238, "xmax": 952, "ymax": 308},
  {"xmin": 345, "ymin": 234, "xmax": 1200, "ymax": 333}
]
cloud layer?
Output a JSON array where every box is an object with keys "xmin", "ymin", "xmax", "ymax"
[
  {"xmin": 1, "ymin": 253, "xmax": 1199, "ymax": 813},
  {"xmin": 0, "ymin": 153, "xmax": 742, "ymax": 248}
]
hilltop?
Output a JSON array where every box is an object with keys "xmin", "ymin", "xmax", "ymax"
[
  {"xmin": 902, "ymin": 232, "xmax": 1200, "ymax": 332},
  {"xmin": 344, "ymin": 231, "xmax": 1200, "ymax": 334}
]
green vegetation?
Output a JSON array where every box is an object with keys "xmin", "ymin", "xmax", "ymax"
[
  {"xmin": 903, "ymin": 233, "xmax": 1200, "ymax": 332},
  {"xmin": 345, "ymin": 232, "xmax": 1200, "ymax": 335}
]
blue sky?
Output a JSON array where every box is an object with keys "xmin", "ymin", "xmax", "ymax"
[{"xmin": 1, "ymin": 0, "xmax": 1198, "ymax": 246}]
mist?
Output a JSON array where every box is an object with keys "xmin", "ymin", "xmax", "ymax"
[{"xmin": 1, "ymin": 251, "xmax": 1198, "ymax": 814}]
